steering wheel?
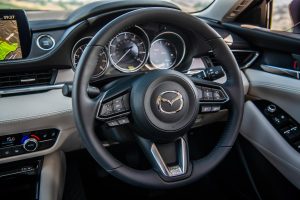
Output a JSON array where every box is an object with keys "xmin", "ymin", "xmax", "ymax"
[{"xmin": 72, "ymin": 8, "xmax": 244, "ymax": 189}]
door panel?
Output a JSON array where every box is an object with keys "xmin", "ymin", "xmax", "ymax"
[
  {"xmin": 241, "ymin": 101, "xmax": 300, "ymax": 189},
  {"xmin": 244, "ymin": 69, "xmax": 300, "ymax": 123},
  {"xmin": 228, "ymin": 24, "xmax": 300, "ymax": 189}
]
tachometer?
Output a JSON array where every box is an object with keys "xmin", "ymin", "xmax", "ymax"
[
  {"xmin": 109, "ymin": 32, "xmax": 147, "ymax": 72},
  {"xmin": 149, "ymin": 32, "xmax": 186, "ymax": 70},
  {"xmin": 72, "ymin": 37, "xmax": 108, "ymax": 79},
  {"xmin": 149, "ymin": 39, "xmax": 177, "ymax": 69}
]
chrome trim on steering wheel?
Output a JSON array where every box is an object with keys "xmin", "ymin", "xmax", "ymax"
[{"xmin": 151, "ymin": 138, "xmax": 188, "ymax": 177}]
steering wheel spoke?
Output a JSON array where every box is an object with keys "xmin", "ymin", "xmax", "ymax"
[{"xmin": 137, "ymin": 136, "xmax": 190, "ymax": 179}]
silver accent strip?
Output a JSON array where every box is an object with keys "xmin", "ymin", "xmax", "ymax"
[
  {"xmin": 231, "ymin": 50, "xmax": 259, "ymax": 69},
  {"xmin": 20, "ymin": 78, "xmax": 36, "ymax": 83},
  {"xmin": 36, "ymin": 34, "xmax": 56, "ymax": 51},
  {"xmin": 150, "ymin": 138, "xmax": 188, "ymax": 177},
  {"xmin": 261, "ymin": 64, "xmax": 300, "ymax": 79},
  {"xmin": 0, "ymin": 84, "xmax": 64, "ymax": 96},
  {"xmin": 0, "ymin": 168, "xmax": 35, "ymax": 179}
]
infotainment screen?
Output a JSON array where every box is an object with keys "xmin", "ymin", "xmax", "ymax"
[
  {"xmin": 0, "ymin": 10, "xmax": 31, "ymax": 61},
  {"xmin": 0, "ymin": 14, "xmax": 22, "ymax": 60}
]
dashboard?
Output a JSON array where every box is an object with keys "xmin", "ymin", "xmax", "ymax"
[
  {"xmin": 0, "ymin": 1, "xmax": 254, "ymax": 164},
  {"xmin": 71, "ymin": 24, "xmax": 187, "ymax": 81}
]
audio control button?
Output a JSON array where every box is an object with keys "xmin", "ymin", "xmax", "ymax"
[{"xmin": 23, "ymin": 138, "xmax": 38, "ymax": 152}]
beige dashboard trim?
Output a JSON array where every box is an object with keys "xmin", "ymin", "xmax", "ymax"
[{"xmin": 0, "ymin": 88, "xmax": 81, "ymax": 164}]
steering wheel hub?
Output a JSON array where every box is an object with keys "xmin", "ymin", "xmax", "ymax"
[
  {"xmin": 131, "ymin": 70, "xmax": 199, "ymax": 142},
  {"xmin": 156, "ymin": 90, "xmax": 184, "ymax": 115}
]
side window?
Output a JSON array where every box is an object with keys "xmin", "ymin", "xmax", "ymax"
[{"xmin": 271, "ymin": 0, "xmax": 300, "ymax": 33}]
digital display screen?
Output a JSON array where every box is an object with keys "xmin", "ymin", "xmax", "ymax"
[{"xmin": 0, "ymin": 14, "xmax": 22, "ymax": 61}]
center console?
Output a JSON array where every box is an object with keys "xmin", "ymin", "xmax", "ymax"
[
  {"xmin": 0, "ymin": 157, "xmax": 43, "ymax": 200},
  {"xmin": 0, "ymin": 129, "xmax": 59, "ymax": 158}
]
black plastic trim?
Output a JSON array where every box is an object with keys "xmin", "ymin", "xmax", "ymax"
[{"xmin": 223, "ymin": 23, "xmax": 300, "ymax": 54}]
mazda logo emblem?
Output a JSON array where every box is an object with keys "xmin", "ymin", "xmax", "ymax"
[{"xmin": 156, "ymin": 91, "xmax": 184, "ymax": 114}]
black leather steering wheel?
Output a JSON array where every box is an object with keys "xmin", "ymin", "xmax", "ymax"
[{"xmin": 72, "ymin": 8, "xmax": 244, "ymax": 189}]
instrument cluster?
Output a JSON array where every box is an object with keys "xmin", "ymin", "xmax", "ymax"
[{"xmin": 71, "ymin": 25, "xmax": 186, "ymax": 80}]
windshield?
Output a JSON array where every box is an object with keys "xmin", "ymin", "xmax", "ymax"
[{"xmin": 0, "ymin": 0, "xmax": 214, "ymax": 13}]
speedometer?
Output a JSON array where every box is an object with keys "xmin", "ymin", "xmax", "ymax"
[
  {"xmin": 72, "ymin": 37, "xmax": 109, "ymax": 79},
  {"xmin": 109, "ymin": 32, "xmax": 147, "ymax": 72}
]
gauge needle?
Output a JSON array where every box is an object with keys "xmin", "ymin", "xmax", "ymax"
[{"xmin": 116, "ymin": 47, "xmax": 132, "ymax": 64}]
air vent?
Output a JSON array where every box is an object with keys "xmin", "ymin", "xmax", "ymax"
[
  {"xmin": 232, "ymin": 50, "xmax": 259, "ymax": 69},
  {"xmin": 0, "ymin": 70, "xmax": 55, "ymax": 90},
  {"xmin": 205, "ymin": 50, "xmax": 259, "ymax": 69},
  {"xmin": 223, "ymin": 0, "xmax": 253, "ymax": 21}
]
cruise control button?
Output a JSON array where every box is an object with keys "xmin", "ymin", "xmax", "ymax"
[
  {"xmin": 107, "ymin": 121, "xmax": 119, "ymax": 127},
  {"xmin": 118, "ymin": 118, "xmax": 130, "ymax": 125},
  {"xmin": 113, "ymin": 97, "xmax": 124, "ymax": 113},
  {"xmin": 122, "ymin": 93, "xmax": 130, "ymax": 111},
  {"xmin": 212, "ymin": 89, "xmax": 225, "ymax": 101},
  {"xmin": 100, "ymin": 102, "xmax": 113, "ymax": 116},
  {"xmin": 201, "ymin": 106, "xmax": 212, "ymax": 113},
  {"xmin": 202, "ymin": 87, "xmax": 213, "ymax": 101}
]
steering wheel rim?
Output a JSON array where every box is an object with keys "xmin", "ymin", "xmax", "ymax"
[{"xmin": 72, "ymin": 8, "xmax": 244, "ymax": 189}]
